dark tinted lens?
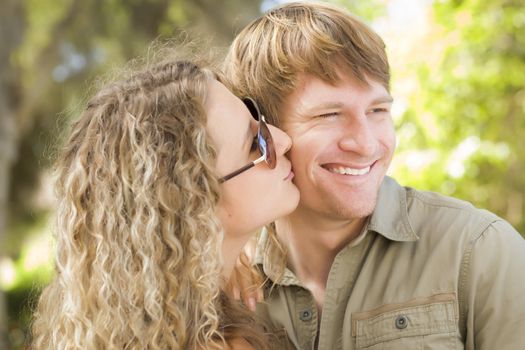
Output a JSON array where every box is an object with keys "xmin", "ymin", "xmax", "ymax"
[
  {"xmin": 259, "ymin": 120, "xmax": 276, "ymax": 169},
  {"xmin": 243, "ymin": 97, "xmax": 260, "ymax": 121}
]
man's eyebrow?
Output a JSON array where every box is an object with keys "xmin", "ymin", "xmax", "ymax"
[
  {"xmin": 298, "ymin": 96, "xmax": 393, "ymax": 115},
  {"xmin": 372, "ymin": 96, "xmax": 394, "ymax": 104},
  {"xmin": 299, "ymin": 101, "xmax": 345, "ymax": 115}
]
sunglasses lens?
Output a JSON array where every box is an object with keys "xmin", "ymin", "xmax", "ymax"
[
  {"xmin": 243, "ymin": 97, "xmax": 276, "ymax": 169},
  {"xmin": 259, "ymin": 120, "xmax": 276, "ymax": 169}
]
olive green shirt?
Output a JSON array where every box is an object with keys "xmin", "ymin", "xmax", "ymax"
[{"xmin": 255, "ymin": 176, "xmax": 525, "ymax": 350}]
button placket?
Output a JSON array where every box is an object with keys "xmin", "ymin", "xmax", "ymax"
[{"xmin": 295, "ymin": 287, "xmax": 318, "ymax": 350}]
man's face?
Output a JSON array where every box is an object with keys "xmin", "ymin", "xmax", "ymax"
[{"xmin": 280, "ymin": 69, "xmax": 396, "ymax": 221}]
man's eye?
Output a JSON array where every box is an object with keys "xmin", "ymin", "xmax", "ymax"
[
  {"xmin": 370, "ymin": 107, "xmax": 389, "ymax": 113},
  {"xmin": 318, "ymin": 112, "xmax": 339, "ymax": 118}
]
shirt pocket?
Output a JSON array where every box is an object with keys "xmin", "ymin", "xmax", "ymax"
[{"xmin": 351, "ymin": 293, "xmax": 458, "ymax": 350}]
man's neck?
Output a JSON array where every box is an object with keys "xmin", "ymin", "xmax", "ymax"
[{"xmin": 275, "ymin": 206, "xmax": 367, "ymax": 309}]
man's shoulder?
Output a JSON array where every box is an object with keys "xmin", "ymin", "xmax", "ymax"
[
  {"xmin": 371, "ymin": 177, "xmax": 506, "ymax": 243},
  {"xmin": 402, "ymin": 185, "xmax": 505, "ymax": 240},
  {"xmin": 405, "ymin": 186, "xmax": 497, "ymax": 218}
]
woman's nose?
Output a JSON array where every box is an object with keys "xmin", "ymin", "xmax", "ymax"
[{"xmin": 268, "ymin": 125, "xmax": 292, "ymax": 155}]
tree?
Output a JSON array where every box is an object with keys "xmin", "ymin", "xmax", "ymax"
[
  {"xmin": 393, "ymin": 0, "xmax": 525, "ymax": 235},
  {"xmin": 0, "ymin": 1, "xmax": 25, "ymax": 347}
]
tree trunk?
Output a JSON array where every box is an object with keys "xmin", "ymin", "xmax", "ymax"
[
  {"xmin": 0, "ymin": 0, "xmax": 25, "ymax": 347},
  {"xmin": 0, "ymin": 102, "xmax": 16, "ymax": 350}
]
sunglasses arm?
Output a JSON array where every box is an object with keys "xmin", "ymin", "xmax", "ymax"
[
  {"xmin": 252, "ymin": 153, "xmax": 266, "ymax": 166},
  {"xmin": 218, "ymin": 154, "xmax": 266, "ymax": 183}
]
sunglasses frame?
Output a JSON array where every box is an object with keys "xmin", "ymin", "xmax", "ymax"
[{"xmin": 218, "ymin": 97, "xmax": 276, "ymax": 183}]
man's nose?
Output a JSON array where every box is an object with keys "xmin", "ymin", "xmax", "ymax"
[{"xmin": 338, "ymin": 116, "xmax": 376, "ymax": 156}]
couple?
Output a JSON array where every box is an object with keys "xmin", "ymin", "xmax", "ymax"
[{"xmin": 31, "ymin": 2, "xmax": 525, "ymax": 349}]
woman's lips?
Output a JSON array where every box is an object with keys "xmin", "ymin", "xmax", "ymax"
[{"xmin": 284, "ymin": 170, "xmax": 295, "ymax": 181}]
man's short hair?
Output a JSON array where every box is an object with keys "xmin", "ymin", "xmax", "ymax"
[{"xmin": 224, "ymin": 1, "xmax": 390, "ymax": 126}]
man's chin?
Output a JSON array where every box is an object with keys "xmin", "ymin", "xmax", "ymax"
[
  {"xmin": 323, "ymin": 188, "xmax": 379, "ymax": 220},
  {"xmin": 332, "ymin": 202, "xmax": 375, "ymax": 220}
]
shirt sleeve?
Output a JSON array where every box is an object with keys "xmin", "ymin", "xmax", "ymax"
[{"xmin": 464, "ymin": 219, "xmax": 525, "ymax": 350}]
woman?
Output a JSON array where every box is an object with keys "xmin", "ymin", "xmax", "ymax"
[{"xmin": 31, "ymin": 59, "xmax": 299, "ymax": 349}]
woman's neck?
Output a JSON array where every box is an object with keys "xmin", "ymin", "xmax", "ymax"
[{"xmin": 221, "ymin": 232, "xmax": 254, "ymax": 280}]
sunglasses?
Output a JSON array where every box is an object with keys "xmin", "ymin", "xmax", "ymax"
[{"xmin": 219, "ymin": 97, "xmax": 276, "ymax": 183}]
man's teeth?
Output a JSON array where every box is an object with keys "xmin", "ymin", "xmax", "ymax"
[{"xmin": 328, "ymin": 166, "xmax": 370, "ymax": 175}]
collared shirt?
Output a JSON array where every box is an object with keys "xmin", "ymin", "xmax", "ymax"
[{"xmin": 254, "ymin": 176, "xmax": 525, "ymax": 350}]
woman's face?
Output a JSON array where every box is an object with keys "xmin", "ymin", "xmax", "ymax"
[{"xmin": 206, "ymin": 80, "xmax": 300, "ymax": 237}]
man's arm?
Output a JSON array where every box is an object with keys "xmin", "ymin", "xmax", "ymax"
[{"xmin": 463, "ymin": 219, "xmax": 525, "ymax": 349}]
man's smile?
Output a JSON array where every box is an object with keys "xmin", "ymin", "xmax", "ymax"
[{"xmin": 321, "ymin": 162, "xmax": 376, "ymax": 176}]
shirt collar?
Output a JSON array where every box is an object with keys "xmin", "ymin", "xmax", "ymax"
[
  {"xmin": 254, "ymin": 227, "xmax": 302, "ymax": 286},
  {"xmin": 254, "ymin": 176, "xmax": 419, "ymax": 284},
  {"xmin": 368, "ymin": 176, "xmax": 419, "ymax": 242}
]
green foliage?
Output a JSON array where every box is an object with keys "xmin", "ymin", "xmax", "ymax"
[
  {"xmin": 393, "ymin": 0, "xmax": 525, "ymax": 234},
  {"xmin": 332, "ymin": 0, "xmax": 386, "ymax": 21}
]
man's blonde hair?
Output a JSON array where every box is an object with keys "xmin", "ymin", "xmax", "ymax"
[{"xmin": 224, "ymin": 1, "xmax": 390, "ymax": 127}]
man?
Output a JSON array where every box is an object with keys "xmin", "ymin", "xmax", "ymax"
[{"xmin": 224, "ymin": 2, "xmax": 525, "ymax": 350}]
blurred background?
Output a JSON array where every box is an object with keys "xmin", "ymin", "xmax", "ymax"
[{"xmin": 0, "ymin": 0, "xmax": 523, "ymax": 348}]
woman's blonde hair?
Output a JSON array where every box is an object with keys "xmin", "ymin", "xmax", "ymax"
[
  {"xmin": 31, "ymin": 58, "xmax": 267, "ymax": 349},
  {"xmin": 223, "ymin": 1, "xmax": 390, "ymax": 128}
]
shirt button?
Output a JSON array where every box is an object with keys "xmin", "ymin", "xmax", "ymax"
[
  {"xmin": 395, "ymin": 315, "xmax": 408, "ymax": 329},
  {"xmin": 299, "ymin": 309, "xmax": 313, "ymax": 321}
]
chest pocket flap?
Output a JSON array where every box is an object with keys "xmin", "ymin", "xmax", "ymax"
[{"xmin": 351, "ymin": 293, "xmax": 458, "ymax": 349}]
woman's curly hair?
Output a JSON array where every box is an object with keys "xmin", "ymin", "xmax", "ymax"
[{"xmin": 30, "ymin": 59, "xmax": 235, "ymax": 349}]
